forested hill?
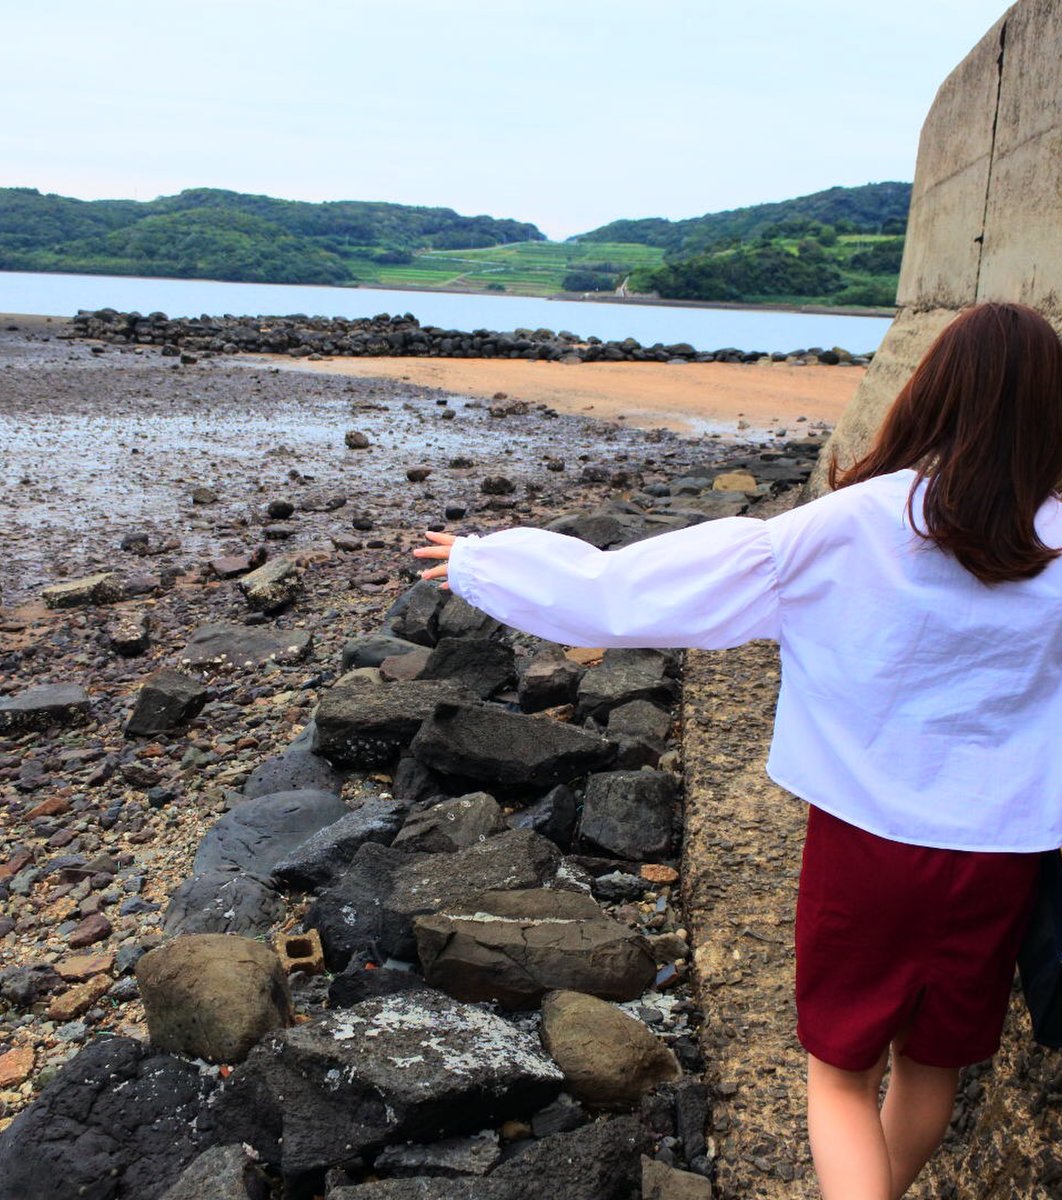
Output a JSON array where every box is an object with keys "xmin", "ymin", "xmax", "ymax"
[
  {"xmin": 0, "ymin": 187, "xmax": 546, "ymax": 285},
  {"xmin": 572, "ymin": 182, "xmax": 912, "ymax": 253}
]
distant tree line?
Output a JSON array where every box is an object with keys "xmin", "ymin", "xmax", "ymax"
[{"xmin": 0, "ymin": 187, "xmax": 545, "ymax": 285}]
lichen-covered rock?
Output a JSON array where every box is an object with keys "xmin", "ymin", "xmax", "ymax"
[
  {"xmin": 207, "ymin": 993, "xmax": 563, "ymax": 1178},
  {"xmin": 313, "ymin": 679, "xmax": 473, "ymax": 767},
  {"xmin": 238, "ymin": 557, "xmax": 303, "ymax": 614},
  {"xmin": 136, "ymin": 934, "xmax": 293, "ymax": 1063},
  {"xmin": 0, "ymin": 684, "xmax": 92, "ymax": 733},
  {"xmin": 41, "ymin": 571, "xmax": 123, "ymax": 609},
  {"xmin": 540, "ymin": 990, "xmax": 682, "ymax": 1107},
  {"xmin": 179, "ymin": 623, "xmax": 313, "ymax": 668}
]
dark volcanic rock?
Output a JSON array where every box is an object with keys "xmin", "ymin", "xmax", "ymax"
[
  {"xmin": 328, "ymin": 1115, "xmax": 647, "ymax": 1200},
  {"xmin": 304, "ymin": 843, "xmax": 419, "ymax": 970},
  {"xmin": 193, "ymin": 790, "xmax": 349, "ymax": 878},
  {"xmin": 341, "ymin": 633, "xmax": 425, "ymax": 671},
  {"xmin": 308, "ymin": 829, "xmax": 562, "ymax": 966},
  {"xmin": 392, "ymin": 792, "xmax": 505, "ymax": 854},
  {"xmin": 419, "ymin": 637, "xmax": 516, "ymax": 699},
  {"xmin": 179, "ymin": 623, "xmax": 313, "ymax": 668},
  {"xmin": 576, "ymin": 658, "xmax": 677, "ymax": 724},
  {"xmin": 0, "ymin": 684, "xmax": 92, "ymax": 733},
  {"xmin": 0, "ymin": 1037, "xmax": 213, "ymax": 1200},
  {"xmin": 125, "ymin": 669, "xmax": 208, "ymax": 737},
  {"xmin": 207, "ymin": 993, "xmax": 562, "ymax": 1178},
  {"xmin": 579, "ymin": 771, "xmax": 678, "ymax": 861},
  {"xmin": 327, "ymin": 963, "xmax": 430, "ymax": 1008},
  {"xmin": 243, "ymin": 748, "xmax": 345, "ymax": 800},
  {"xmin": 411, "ymin": 702, "xmax": 615, "ymax": 788},
  {"xmin": 607, "ymin": 700, "xmax": 672, "ymax": 769},
  {"xmin": 163, "ymin": 869, "xmax": 286, "ymax": 936},
  {"xmin": 272, "ymin": 798, "xmax": 409, "ymax": 889},
  {"xmin": 383, "ymin": 580, "xmax": 448, "ymax": 647},
  {"xmin": 415, "ymin": 888, "xmax": 656, "ymax": 1008},
  {"xmin": 313, "ymin": 679, "xmax": 474, "ymax": 767},
  {"xmin": 518, "ymin": 646, "xmax": 584, "ymax": 712},
  {"xmin": 436, "ymin": 596, "xmax": 502, "ymax": 641},
  {"xmin": 158, "ymin": 1144, "xmax": 271, "ymax": 1200},
  {"xmin": 506, "ymin": 784, "xmax": 578, "ymax": 849},
  {"xmin": 373, "ymin": 1130, "xmax": 500, "ymax": 1179}
]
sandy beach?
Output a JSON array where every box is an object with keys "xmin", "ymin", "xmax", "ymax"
[{"xmin": 254, "ymin": 355, "xmax": 864, "ymax": 439}]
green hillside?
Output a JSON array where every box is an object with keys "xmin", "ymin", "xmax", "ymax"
[
  {"xmin": 0, "ymin": 182, "xmax": 908, "ymax": 306},
  {"xmin": 0, "ymin": 187, "xmax": 546, "ymax": 285}
]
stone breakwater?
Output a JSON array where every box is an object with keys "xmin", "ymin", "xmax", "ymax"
[
  {"xmin": 69, "ymin": 308, "xmax": 874, "ymax": 367},
  {"xmin": 0, "ymin": 325, "xmax": 825, "ymax": 1198}
]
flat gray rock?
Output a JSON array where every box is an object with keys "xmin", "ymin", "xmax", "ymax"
[
  {"xmin": 163, "ymin": 870, "xmax": 286, "ymax": 937},
  {"xmin": 193, "ymin": 790, "xmax": 349, "ymax": 878},
  {"xmin": 392, "ymin": 792, "xmax": 505, "ymax": 854},
  {"xmin": 243, "ymin": 748, "xmax": 345, "ymax": 800},
  {"xmin": 179, "ymin": 623, "xmax": 313, "ymax": 668},
  {"xmin": 158, "ymin": 1144, "xmax": 270, "ymax": 1200}
]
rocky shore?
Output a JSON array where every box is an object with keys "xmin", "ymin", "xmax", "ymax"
[
  {"xmin": 69, "ymin": 308, "xmax": 874, "ymax": 367},
  {"xmin": 0, "ymin": 319, "xmax": 823, "ymax": 1199}
]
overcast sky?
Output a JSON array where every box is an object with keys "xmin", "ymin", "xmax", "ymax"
[{"xmin": 1, "ymin": 0, "xmax": 1010, "ymax": 240}]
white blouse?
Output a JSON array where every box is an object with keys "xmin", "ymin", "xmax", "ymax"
[{"xmin": 446, "ymin": 470, "xmax": 1062, "ymax": 852}]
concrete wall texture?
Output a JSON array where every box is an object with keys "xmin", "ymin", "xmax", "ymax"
[{"xmin": 810, "ymin": 0, "xmax": 1062, "ymax": 494}]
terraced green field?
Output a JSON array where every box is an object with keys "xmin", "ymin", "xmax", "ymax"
[{"xmin": 348, "ymin": 241, "xmax": 667, "ymax": 296}]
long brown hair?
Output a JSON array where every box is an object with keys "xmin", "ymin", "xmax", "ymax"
[{"xmin": 829, "ymin": 302, "xmax": 1062, "ymax": 583}]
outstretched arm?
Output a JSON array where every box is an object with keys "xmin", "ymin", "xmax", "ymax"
[{"xmin": 413, "ymin": 520, "xmax": 780, "ymax": 650}]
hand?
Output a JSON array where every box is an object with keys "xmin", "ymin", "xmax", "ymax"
[{"xmin": 413, "ymin": 530, "xmax": 456, "ymax": 589}]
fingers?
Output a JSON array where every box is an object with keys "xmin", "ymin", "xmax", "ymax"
[
  {"xmin": 414, "ymin": 530, "xmax": 456, "ymax": 587},
  {"xmin": 424, "ymin": 531, "xmax": 456, "ymax": 545},
  {"xmin": 419, "ymin": 563, "xmax": 449, "ymax": 581}
]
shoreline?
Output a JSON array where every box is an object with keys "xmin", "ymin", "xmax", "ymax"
[{"xmin": 0, "ymin": 273, "xmax": 896, "ymax": 320}]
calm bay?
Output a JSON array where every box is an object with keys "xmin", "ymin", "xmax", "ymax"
[{"xmin": 0, "ymin": 270, "xmax": 893, "ymax": 355}]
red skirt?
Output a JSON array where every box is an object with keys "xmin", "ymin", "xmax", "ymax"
[{"xmin": 795, "ymin": 805, "xmax": 1041, "ymax": 1071}]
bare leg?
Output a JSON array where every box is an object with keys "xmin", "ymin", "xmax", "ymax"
[
  {"xmin": 880, "ymin": 1049, "xmax": 959, "ymax": 1198},
  {"xmin": 807, "ymin": 1050, "xmax": 892, "ymax": 1200}
]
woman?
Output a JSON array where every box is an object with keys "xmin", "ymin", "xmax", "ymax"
[{"xmin": 414, "ymin": 302, "xmax": 1062, "ymax": 1199}]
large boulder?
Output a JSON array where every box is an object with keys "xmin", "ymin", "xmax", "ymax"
[
  {"xmin": 579, "ymin": 771, "xmax": 678, "ymax": 861},
  {"xmin": 0, "ymin": 1037, "xmax": 213, "ymax": 1200},
  {"xmin": 136, "ymin": 934, "xmax": 293, "ymax": 1063},
  {"xmin": 163, "ymin": 870, "xmax": 286, "ymax": 937},
  {"xmin": 193, "ymin": 790, "xmax": 349, "ymax": 878},
  {"xmin": 436, "ymin": 595, "xmax": 502, "ymax": 641},
  {"xmin": 411, "ymin": 703, "xmax": 615, "ymax": 788},
  {"xmin": 125, "ymin": 669, "xmax": 207, "ymax": 737},
  {"xmin": 540, "ymin": 990, "xmax": 683, "ymax": 1107},
  {"xmin": 313, "ymin": 680, "xmax": 473, "ymax": 767},
  {"xmin": 207, "ymin": 993, "xmax": 563, "ymax": 1178},
  {"xmin": 414, "ymin": 888, "xmax": 656, "ymax": 1008}
]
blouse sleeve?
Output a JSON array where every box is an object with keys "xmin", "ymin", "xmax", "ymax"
[{"xmin": 445, "ymin": 517, "xmax": 781, "ymax": 649}]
